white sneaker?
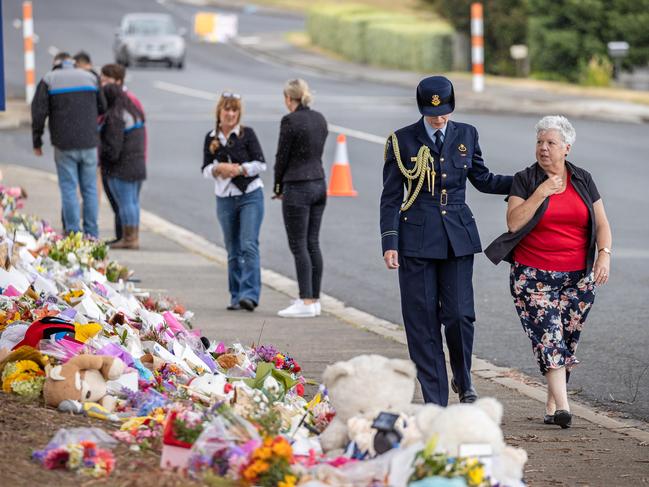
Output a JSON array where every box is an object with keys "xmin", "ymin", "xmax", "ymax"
[
  {"xmin": 278, "ymin": 299, "xmax": 316, "ymax": 318},
  {"xmin": 314, "ymin": 301, "xmax": 321, "ymax": 316}
]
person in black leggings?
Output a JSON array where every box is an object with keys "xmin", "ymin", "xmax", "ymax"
[{"xmin": 274, "ymin": 79, "xmax": 329, "ymax": 318}]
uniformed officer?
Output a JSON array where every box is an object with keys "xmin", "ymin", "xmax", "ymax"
[{"xmin": 380, "ymin": 76, "xmax": 512, "ymax": 406}]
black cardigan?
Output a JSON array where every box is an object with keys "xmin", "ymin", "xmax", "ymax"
[
  {"xmin": 274, "ymin": 105, "xmax": 328, "ymax": 195},
  {"xmin": 485, "ymin": 161, "xmax": 601, "ymax": 274},
  {"xmin": 202, "ymin": 126, "xmax": 265, "ymax": 193},
  {"xmin": 100, "ymin": 110, "xmax": 146, "ymax": 181}
]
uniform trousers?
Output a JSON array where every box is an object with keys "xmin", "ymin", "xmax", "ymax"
[{"xmin": 398, "ymin": 253, "xmax": 476, "ymax": 406}]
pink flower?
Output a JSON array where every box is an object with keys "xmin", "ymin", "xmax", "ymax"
[{"xmin": 43, "ymin": 448, "xmax": 70, "ymax": 470}]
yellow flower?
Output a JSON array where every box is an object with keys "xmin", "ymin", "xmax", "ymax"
[
  {"xmin": 466, "ymin": 464, "xmax": 485, "ymax": 486},
  {"xmin": 278, "ymin": 475, "xmax": 297, "ymax": 487},
  {"xmin": 271, "ymin": 439, "xmax": 293, "ymax": 459},
  {"xmin": 253, "ymin": 446, "xmax": 272, "ymax": 461}
]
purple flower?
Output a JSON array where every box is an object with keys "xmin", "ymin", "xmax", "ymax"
[{"xmin": 256, "ymin": 345, "xmax": 279, "ymax": 362}]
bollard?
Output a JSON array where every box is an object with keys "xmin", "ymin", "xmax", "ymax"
[
  {"xmin": 471, "ymin": 2, "xmax": 484, "ymax": 93},
  {"xmin": 23, "ymin": 1, "xmax": 35, "ymax": 103}
]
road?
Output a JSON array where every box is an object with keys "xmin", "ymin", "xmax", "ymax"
[{"xmin": 2, "ymin": 0, "xmax": 648, "ymax": 421}]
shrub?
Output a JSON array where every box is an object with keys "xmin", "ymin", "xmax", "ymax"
[{"xmin": 578, "ymin": 55, "xmax": 613, "ymax": 87}]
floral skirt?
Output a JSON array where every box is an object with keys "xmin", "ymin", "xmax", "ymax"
[{"xmin": 510, "ymin": 263, "xmax": 596, "ymax": 375}]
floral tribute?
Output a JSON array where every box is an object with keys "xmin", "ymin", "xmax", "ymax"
[{"xmin": 32, "ymin": 441, "xmax": 115, "ymax": 477}]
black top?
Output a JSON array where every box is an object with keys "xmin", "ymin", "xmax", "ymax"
[
  {"xmin": 274, "ymin": 105, "xmax": 328, "ymax": 195},
  {"xmin": 202, "ymin": 126, "xmax": 265, "ymax": 193},
  {"xmin": 100, "ymin": 111, "xmax": 146, "ymax": 181},
  {"xmin": 485, "ymin": 161, "xmax": 601, "ymax": 274}
]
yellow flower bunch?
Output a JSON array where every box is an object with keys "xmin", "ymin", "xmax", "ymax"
[
  {"xmin": 465, "ymin": 458, "xmax": 485, "ymax": 486},
  {"xmin": 1, "ymin": 360, "xmax": 45, "ymax": 398},
  {"xmin": 242, "ymin": 458, "xmax": 270, "ymax": 481},
  {"xmin": 278, "ymin": 474, "xmax": 297, "ymax": 487}
]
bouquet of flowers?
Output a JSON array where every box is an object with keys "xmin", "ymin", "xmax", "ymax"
[
  {"xmin": 1, "ymin": 359, "xmax": 46, "ymax": 399},
  {"xmin": 239, "ymin": 436, "xmax": 299, "ymax": 487},
  {"xmin": 410, "ymin": 437, "xmax": 489, "ymax": 487},
  {"xmin": 47, "ymin": 232, "xmax": 107, "ymax": 268},
  {"xmin": 32, "ymin": 440, "xmax": 115, "ymax": 477}
]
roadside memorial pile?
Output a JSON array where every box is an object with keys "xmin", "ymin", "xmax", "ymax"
[{"xmin": 0, "ymin": 180, "xmax": 527, "ymax": 486}]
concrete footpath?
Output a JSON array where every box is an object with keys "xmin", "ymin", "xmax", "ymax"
[{"xmin": 3, "ymin": 163, "xmax": 649, "ymax": 486}]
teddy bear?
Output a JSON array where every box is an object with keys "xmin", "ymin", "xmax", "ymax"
[
  {"xmin": 415, "ymin": 397, "xmax": 527, "ymax": 486},
  {"xmin": 319, "ymin": 354, "xmax": 420, "ymax": 452},
  {"xmin": 43, "ymin": 354, "xmax": 126, "ymax": 412}
]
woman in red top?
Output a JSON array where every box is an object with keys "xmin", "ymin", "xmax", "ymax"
[{"xmin": 487, "ymin": 116, "xmax": 612, "ymax": 429}]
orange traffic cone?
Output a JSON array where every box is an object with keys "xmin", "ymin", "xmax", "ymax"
[{"xmin": 327, "ymin": 134, "xmax": 357, "ymax": 197}]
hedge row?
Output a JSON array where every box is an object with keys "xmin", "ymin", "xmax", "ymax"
[{"xmin": 307, "ymin": 4, "xmax": 454, "ymax": 72}]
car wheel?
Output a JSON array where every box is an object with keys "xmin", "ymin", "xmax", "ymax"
[{"xmin": 175, "ymin": 59, "xmax": 184, "ymax": 69}]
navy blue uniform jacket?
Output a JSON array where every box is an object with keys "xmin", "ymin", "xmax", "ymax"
[{"xmin": 380, "ymin": 119, "xmax": 513, "ymax": 258}]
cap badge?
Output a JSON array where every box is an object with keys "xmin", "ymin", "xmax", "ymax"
[
  {"xmin": 431, "ymin": 94, "xmax": 441, "ymax": 106},
  {"xmin": 458, "ymin": 144, "xmax": 467, "ymax": 152}
]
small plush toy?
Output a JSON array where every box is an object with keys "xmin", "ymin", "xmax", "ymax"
[
  {"xmin": 415, "ymin": 397, "xmax": 506, "ymax": 457},
  {"xmin": 43, "ymin": 354, "xmax": 126, "ymax": 412},
  {"xmin": 319, "ymin": 354, "xmax": 420, "ymax": 452},
  {"xmin": 415, "ymin": 398, "xmax": 528, "ymax": 486}
]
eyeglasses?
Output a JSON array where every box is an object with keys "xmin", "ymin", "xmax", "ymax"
[{"xmin": 222, "ymin": 92, "xmax": 241, "ymax": 99}]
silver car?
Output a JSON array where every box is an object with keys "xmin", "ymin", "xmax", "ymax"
[{"xmin": 114, "ymin": 13, "xmax": 186, "ymax": 69}]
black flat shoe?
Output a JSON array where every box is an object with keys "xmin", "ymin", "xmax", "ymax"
[
  {"xmin": 543, "ymin": 414, "xmax": 555, "ymax": 425},
  {"xmin": 451, "ymin": 378, "xmax": 459, "ymax": 394},
  {"xmin": 239, "ymin": 298, "xmax": 256, "ymax": 312},
  {"xmin": 226, "ymin": 304, "xmax": 241, "ymax": 311},
  {"xmin": 553, "ymin": 410, "xmax": 572, "ymax": 429}
]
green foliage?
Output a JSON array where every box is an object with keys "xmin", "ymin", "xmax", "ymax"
[
  {"xmin": 422, "ymin": 0, "xmax": 528, "ymax": 75},
  {"xmin": 578, "ymin": 55, "xmax": 613, "ymax": 86},
  {"xmin": 307, "ymin": 3, "xmax": 454, "ymax": 72},
  {"xmin": 365, "ymin": 22, "xmax": 454, "ymax": 72}
]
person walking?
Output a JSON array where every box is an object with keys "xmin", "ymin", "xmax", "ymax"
[
  {"xmin": 31, "ymin": 52, "xmax": 105, "ymax": 238},
  {"xmin": 99, "ymin": 84, "xmax": 146, "ymax": 249},
  {"xmin": 99, "ymin": 63, "xmax": 147, "ymax": 244},
  {"xmin": 486, "ymin": 115, "xmax": 612, "ymax": 428},
  {"xmin": 202, "ymin": 92, "xmax": 266, "ymax": 311},
  {"xmin": 274, "ymin": 79, "xmax": 329, "ymax": 318},
  {"xmin": 380, "ymin": 76, "xmax": 512, "ymax": 406}
]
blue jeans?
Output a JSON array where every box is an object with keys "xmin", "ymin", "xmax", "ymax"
[
  {"xmin": 54, "ymin": 148, "xmax": 99, "ymax": 237},
  {"xmin": 216, "ymin": 187, "xmax": 264, "ymax": 306},
  {"xmin": 107, "ymin": 177, "xmax": 142, "ymax": 227}
]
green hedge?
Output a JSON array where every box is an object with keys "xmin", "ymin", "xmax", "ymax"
[
  {"xmin": 307, "ymin": 4, "xmax": 454, "ymax": 72},
  {"xmin": 365, "ymin": 22, "xmax": 454, "ymax": 72},
  {"xmin": 337, "ymin": 12, "xmax": 415, "ymax": 63},
  {"xmin": 306, "ymin": 4, "xmax": 373, "ymax": 53}
]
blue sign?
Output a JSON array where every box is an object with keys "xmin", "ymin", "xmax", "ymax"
[{"xmin": 0, "ymin": 1, "xmax": 5, "ymax": 111}]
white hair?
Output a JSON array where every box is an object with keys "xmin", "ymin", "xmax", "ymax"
[{"xmin": 535, "ymin": 115, "xmax": 576, "ymax": 146}]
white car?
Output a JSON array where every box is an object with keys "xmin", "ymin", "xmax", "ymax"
[{"xmin": 114, "ymin": 13, "xmax": 186, "ymax": 69}]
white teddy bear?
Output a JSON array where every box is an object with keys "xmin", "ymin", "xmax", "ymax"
[{"xmin": 319, "ymin": 354, "xmax": 421, "ymax": 452}]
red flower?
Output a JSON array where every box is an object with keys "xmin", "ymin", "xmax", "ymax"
[
  {"xmin": 224, "ymin": 383, "xmax": 233, "ymax": 394},
  {"xmin": 295, "ymin": 383, "xmax": 304, "ymax": 397}
]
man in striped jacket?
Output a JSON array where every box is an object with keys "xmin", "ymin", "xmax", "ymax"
[{"xmin": 31, "ymin": 52, "xmax": 106, "ymax": 238}]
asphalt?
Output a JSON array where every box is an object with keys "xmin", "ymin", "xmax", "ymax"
[{"xmin": 2, "ymin": 162, "xmax": 648, "ymax": 486}]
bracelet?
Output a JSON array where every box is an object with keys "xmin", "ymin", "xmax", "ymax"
[{"xmin": 598, "ymin": 247, "xmax": 611, "ymax": 255}]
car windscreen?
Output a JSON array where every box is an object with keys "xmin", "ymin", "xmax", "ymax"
[{"xmin": 125, "ymin": 18, "xmax": 175, "ymax": 36}]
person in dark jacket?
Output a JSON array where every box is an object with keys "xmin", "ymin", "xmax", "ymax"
[
  {"xmin": 202, "ymin": 92, "xmax": 266, "ymax": 311},
  {"xmin": 99, "ymin": 83, "xmax": 146, "ymax": 249},
  {"xmin": 99, "ymin": 63, "xmax": 148, "ymax": 244},
  {"xmin": 274, "ymin": 79, "xmax": 329, "ymax": 318},
  {"xmin": 380, "ymin": 76, "xmax": 512, "ymax": 406},
  {"xmin": 486, "ymin": 115, "xmax": 612, "ymax": 429},
  {"xmin": 31, "ymin": 52, "xmax": 105, "ymax": 238}
]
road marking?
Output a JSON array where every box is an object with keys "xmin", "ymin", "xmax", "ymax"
[{"xmin": 153, "ymin": 80, "xmax": 386, "ymax": 145}]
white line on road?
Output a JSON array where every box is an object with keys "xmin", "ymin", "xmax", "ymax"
[{"xmin": 153, "ymin": 80, "xmax": 386, "ymax": 145}]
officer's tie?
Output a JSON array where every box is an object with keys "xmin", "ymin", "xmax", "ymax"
[{"xmin": 434, "ymin": 129, "xmax": 444, "ymax": 153}]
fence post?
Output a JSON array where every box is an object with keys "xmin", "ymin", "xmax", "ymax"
[
  {"xmin": 23, "ymin": 1, "xmax": 35, "ymax": 104},
  {"xmin": 471, "ymin": 2, "xmax": 484, "ymax": 93}
]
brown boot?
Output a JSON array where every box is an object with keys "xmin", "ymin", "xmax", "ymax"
[{"xmin": 110, "ymin": 226, "xmax": 139, "ymax": 250}]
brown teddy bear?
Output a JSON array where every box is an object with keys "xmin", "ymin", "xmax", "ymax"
[{"xmin": 44, "ymin": 354, "xmax": 126, "ymax": 412}]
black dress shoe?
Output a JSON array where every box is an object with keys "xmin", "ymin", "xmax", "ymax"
[
  {"xmin": 460, "ymin": 388, "xmax": 478, "ymax": 403},
  {"xmin": 543, "ymin": 414, "xmax": 555, "ymax": 425},
  {"xmin": 451, "ymin": 378, "xmax": 478, "ymax": 403},
  {"xmin": 239, "ymin": 298, "xmax": 256, "ymax": 312},
  {"xmin": 553, "ymin": 409, "xmax": 572, "ymax": 429},
  {"xmin": 226, "ymin": 304, "xmax": 241, "ymax": 311}
]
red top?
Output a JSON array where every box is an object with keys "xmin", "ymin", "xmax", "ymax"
[{"xmin": 514, "ymin": 173, "xmax": 589, "ymax": 272}]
